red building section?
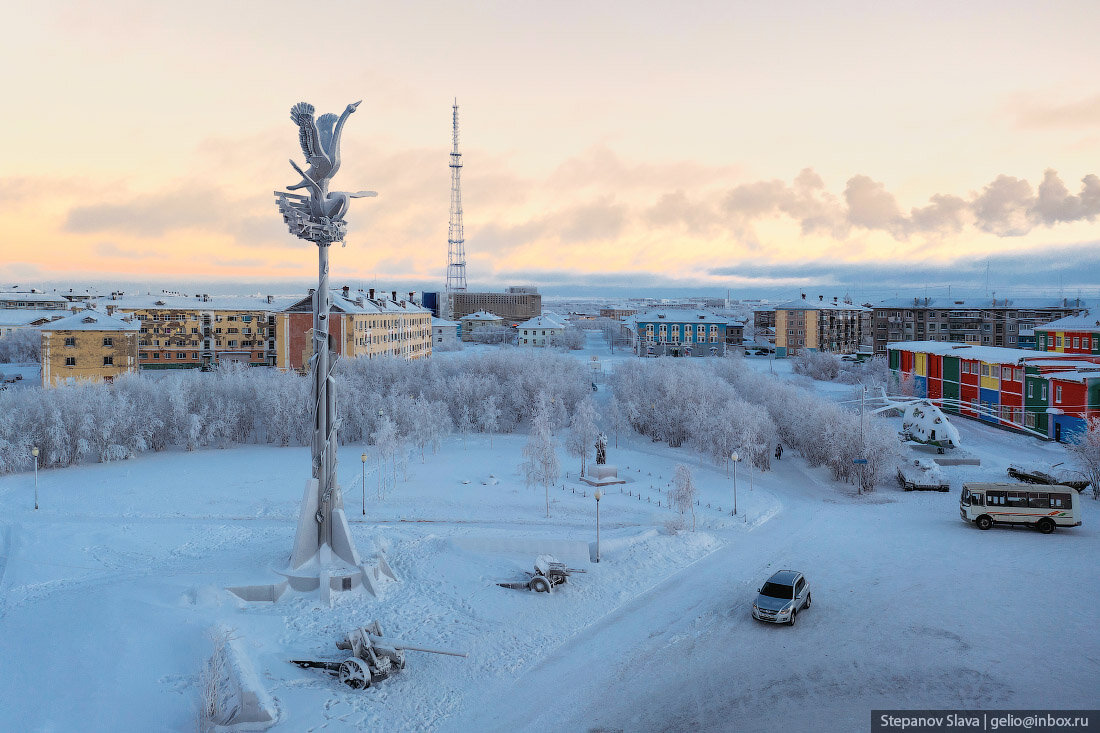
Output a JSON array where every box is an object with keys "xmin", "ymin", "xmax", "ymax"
[
  {"xmin": 283, "ymin": 312, "xmax": 345, "ymax": 372},
  {"xmin": 1050, "ymin": 378, "xmax": 1088, "ymax": 419},
  {"xmin": 927, "ymin": 353, "xmax": 942, "ymax": 399}
]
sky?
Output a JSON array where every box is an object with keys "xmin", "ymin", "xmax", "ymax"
[{"xmin": 2, "ymin": 0, "xmax": 1099, "ymax": 300}]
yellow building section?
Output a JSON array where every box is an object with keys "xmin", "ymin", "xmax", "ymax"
[
  {"xmin": 41, "ymin": 330, "xmax": 139, "ymax": 387},
  {"xmin": 980, "ymin": 362, "xmax": 999, "ymax": 390},
  {"xmin": 1054, "ymin": 332, "xmax": 1065, "ymax": 352},
  {"xmin": 914, "ymin": 353, "xmax": 927, "ymax": 376},
  {"xmin": 804, "ymin": 310, "xmax": 820, "ymax": 349},
  {"xmin": 774, "ymin": 310, "xmax": 789, "ymax": 350}
]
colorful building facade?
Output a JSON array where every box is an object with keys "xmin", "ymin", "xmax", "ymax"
[
  {"xmin": 888, "ymin": 341, "xmax": 1100, "ymax": 442},
  {"xmin": 1032, "ymin": 311, "xmax": 1100, "ymax": 355},
  {"xmin": 774, "ymin": 296, "xmax": 865, "ymax": 357},
  {"xmin": 629, "ymin": 310, "xmax": 728, "ymax": 357}
]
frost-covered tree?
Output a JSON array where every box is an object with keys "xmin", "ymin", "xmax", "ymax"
[
  {"xmin": 521, "ymin": 394, "xmax": 560, "ymax": 518},
  {"xmin": 566, "ymin": 397, "xmax": 599, "ymax": 475},
  {"xmin": 1067, "ymin": 417, "xmax": 1100, "ymax": 500},
  {"xmin": 672, "ymin": 463, "xmax": 697, "ymax": 531},
  {"xmin": 478, "ymin": 393, "xmax": 501, "ymax": 448},
  {"xmin": 371, "ymin": 415, "xmax": 399, "ymax": 499},
  {"xmin": 0, "ymin": 329, "xmax": 40, "ymax": 363}
]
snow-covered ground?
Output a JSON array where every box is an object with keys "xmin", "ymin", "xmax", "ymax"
[{"xmin": 1, "ymin": 336, "xmax": 1097, "ymax": 732}]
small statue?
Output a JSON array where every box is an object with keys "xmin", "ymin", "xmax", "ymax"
[{"xmin": 596, "ymin": 433, "xmax": 607, "ymax": 465}]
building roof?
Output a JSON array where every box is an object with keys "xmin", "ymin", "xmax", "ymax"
[
  {"xmin": 631, "ymin": 309, "xmax": 728, "ymax": 325},
  {"xmin": 39, "ymin": 310, "xmax": 140, "ymax": 332},
  {"xmin": 773, "ymin": 299, "xmax": 868, "ymax": 312},
  {"xmin": 283, "ymin": 289, "xmax": 429, "ymax": 316},
  {"xmin": 886, "ymin": 340, "xmax": 1100, "ymax": 366},
  {"xmin": 0, "ymin": 309, "xmax": 71, "ymax": 327},
  {"xmin": 517, "ymin": 315, "xmax": 566, "ymax": 329},
  {"xmin": 93, "ymin": 292, "xmax": 299, "ymax": 312},
  {"xmin": 0, "ymin": 289, "xmax": 70, "ymax": 305},
  {"xmin": 431, "ymin": 317, "xmax": 460, "ymax": 327},
  {"xmin": 1032, "ymin": 310, "xmax": 1100, "ymax": 333},
  {"xmin": 460, "ymin": 310, "xmax": 504, "ymax": 322},
  {"xmin": 873, "ymin": 296, "xmax": 1089, "ymax": 310}
]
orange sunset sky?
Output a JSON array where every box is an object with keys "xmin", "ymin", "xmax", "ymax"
[{"xmin": 2, "ymin": 1, "xmax": 1099, "ymax": 296}]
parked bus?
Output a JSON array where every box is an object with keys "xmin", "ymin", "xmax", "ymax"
[{"xmin": 960, "ymin": 482, "xmax": 1081, "ymax": 533}]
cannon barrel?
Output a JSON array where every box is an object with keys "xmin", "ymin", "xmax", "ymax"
[{"xmin": 371, "ymin": 636, "xmax": 468, "ymax": 657}]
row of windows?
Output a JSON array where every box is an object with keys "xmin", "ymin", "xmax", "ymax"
[
  {"xmin": 63, "ymin": 337, "xmax": 116, "ymax": 347},
  {"xmin": 976, "ymin": 490, "xmax": 1072, "ymax": 509},
  {"xmin": 63, "ymin": 356, "xmax": 115, "ymax": 366}
]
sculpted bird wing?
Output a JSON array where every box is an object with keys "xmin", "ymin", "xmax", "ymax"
[
  {"xmin": 316, "ymin": 113, "xmax": 338, "ymax": 158},
  {"xmin": 290, "ymin": 102, "xmax": 331, "ymax": 174}
]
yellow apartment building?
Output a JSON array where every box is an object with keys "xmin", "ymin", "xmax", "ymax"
[{"xmin": 40, "ymin": 310, "xmax": 140, "ymax": 387}]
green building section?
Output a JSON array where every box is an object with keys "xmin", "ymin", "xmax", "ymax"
[
  {"xmin": 941, "ymin": 355, "xmax": 960, "ymax": 412},
  {"xmin": 1024, "ymin": 366, "xmax": 1049, "ymax": 436}
]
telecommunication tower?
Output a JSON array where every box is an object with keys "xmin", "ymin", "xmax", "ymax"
[{"xmin": 444, "ymin": 99, "xmax": 467, "ymax": 319}]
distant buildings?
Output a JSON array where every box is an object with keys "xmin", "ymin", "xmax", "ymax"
[
  {"xmin": 888, "ymin": 341, "xmax": 1100, "ymax": 442},
  {"xmin": 599, "ymin": 307, "xmax": 637, "ymax": 320},
  {"xmin": 431, "ymin": 317, "xmax": 461, "ymax": 348},
  {"xmin": 774, "ymin": 296, "xmax": 865, "ymax": 357},
  {"xmin": 1032, "ymin": 311, "xmax": 1100, "ymax": 355},
  {"xmin": 40, "ymin": 310, "xmax": 139, "ymax": 387},
  {"xmin": 450, "ymin": 286, "xmax": 541, "ymax": 322},
  {"xmin": 276, "ymin": 287, "xmax": 431, "ymax": 371},
  {"xmin": 628, "ymin": 310, "xmax": 728, "ymax": 357},
  {"xmin": 517, "ymin": 314, "xmax": 566, "ymax": 347},
  {"xmin": 459, "ymin": 310, "xmax": 505, "ymax": 341},
  {"xmin": 871, "ymin": 297, "xmax": 1088, "ymax": 355}
]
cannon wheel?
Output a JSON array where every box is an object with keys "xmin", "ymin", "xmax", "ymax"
[
  {"xmin": 530, "ymin": 576, "xmax": 551, "ymax": 593},
  {"xmin": 339, "ymin": 657, "xmax": 372, "ymax": 689}
]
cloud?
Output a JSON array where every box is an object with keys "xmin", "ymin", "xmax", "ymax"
[{"xmin": 1013, "ymin": 94, "xmax": 1100, "ymax": 129}]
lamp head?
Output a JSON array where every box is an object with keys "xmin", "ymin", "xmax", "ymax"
[
  {"xmin": 32, "ymin": 447, "xmax": 39, "ymax": 457},
  {"xmin": 361, "ymin": 453, "xmax": 367, "ymax": 462},
  {"xmin": 731, "ymin": 452, "xmax": 738, "ymax": 462},
  {"xmin": 595, "ymin": 489, "xmax": 602, "ymax": 501}
]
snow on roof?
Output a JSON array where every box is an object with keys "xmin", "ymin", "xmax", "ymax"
[
  {"xmin": 431, "ymin": 317, "xmax": 460, "ymax": 327},
  {"xmin": 773, "ymin": 299, "xmax": 868, "ymax": 311},
  {"xmin": 887, "ymin": 340, "xmax": 1100, "ymax": 366},
  {"xmin": 1032, "ymin": 310, "xmax": 1100, "ymax": 333},
  {"xmin": 95, "ymin": 292, "xmax": 299, "ymax": 312},
  {"xmin": 0, "ymin": 308, "xmax": 71, "ymax": 327},
  {"xmin": 631, "ymin": 309, "xmax": 728, "ymax": 325},
  {"xmin": 461, "ymin": 310, "xmax": 503, "ymax": 321},
  {"xmin": 517, "ymin": 315, "xmax": 566, "ymax": 329},
  {"xmin": 39, "ymin": 309, "xmax": 140, "ymax": 332},
  {"xmin": 0, "ymin": 290, "xmax": 69, "ymax": 305},
  {"xmin": 874, "ymin": 296, "xmax": 1089, "ymax": 310}
]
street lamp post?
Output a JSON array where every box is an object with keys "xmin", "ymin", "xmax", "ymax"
[
  {"xmin": 377, "ymin": 408, "xmax": 385, "ymax": 500},
  {"xmin": 361, "ymin": 452, "xmax": 367, "ymax": 515},
  {"xmin": 594, "ymin": 489, "xmax": 603, "ymax": 562},
  {"xmin": 730, "ymin": 451, "xmax": 738, "ymax": 516},
  {"xmin": 32, "ymin": 446, "xmax": 39, "ymax": 510}
]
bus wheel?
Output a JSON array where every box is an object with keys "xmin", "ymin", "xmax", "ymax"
[
  {"xmin": 976, "ymin": 515, "xmax": 993, "ymax": 530},
  {"xmin": 1036, "ymin": 518, "xmax": 1055, "ymax": 534}
]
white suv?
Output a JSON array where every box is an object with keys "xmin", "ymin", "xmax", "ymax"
[{"xmin": 751, "ymin": 570, "xmax": 811, "ymax": 625}]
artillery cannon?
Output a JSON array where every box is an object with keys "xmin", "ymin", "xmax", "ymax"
[
  {"xmin": 497, "ymin": 554, "xmax": 587, "ymax": 593},
  {"xmin": 291, "ymin": 620, "xmax": 467, "ymax": 689}
]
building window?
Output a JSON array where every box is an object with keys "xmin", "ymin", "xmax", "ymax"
[
  {"xmin": 177, "ymin": 352, "xmax": 186, "ymax": 359},
  {"xmin": 103, "ymin": 356, "xmax": 114, "ymax": 366},
  {"xmin": 65, "ymin": 357, "xmax": 76, "ymax": 366},
  {"xmin": 102, "ymin": 337, "xmax": 113, "ymax": 347},
  {"xmin": 1014, "ymin": 368, "xmax": 1022, "ymax": 381},
  {"xmin": 153, "ymin": 353, "xmax": 160, "ymax": 359},
  {"xmin": 1041, "ymin": 384, "xmax": 1047, "ymax": 400},
  {"xmin": 64, "ymin": 337, "xmax": 76, "ymax": 347},
  {"xmin": 1027, "ymin": 382, "xmax": 1033, "ymax": 399},
  {"xmin": 1056, "ymin": 336, "xmax": 1063, "ymax": 347},
  {"xmin": 1055, "ymin": 385, "xmax": 1062, "ymax": 402}
]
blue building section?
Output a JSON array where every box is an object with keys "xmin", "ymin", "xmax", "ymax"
[
  {"xmin": 422, "ymin": 292, "xmax": 441, "ymax": 318},
  {"xmin": 979, "ymin": 387, "xmax": 1000, "ymax": 423},
  {"xmin": 913, "ymin": 375, "xmax": 927, "ymax": 399},
  {"xmin": 632, "ymin": 310, "xmax": 728, "ymax": 358},
  {"xmin": 1052, "ymin": 413, "xmax": 1087, "ymax": 443}
]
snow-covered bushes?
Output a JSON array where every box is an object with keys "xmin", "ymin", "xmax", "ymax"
[
  {"xmin": 607, "ymin": 356, "xmax": 904, "ymax": 492},
  {"xmin": 0, "ymin": 329, "xmax": 40, "ymax": 363},
  {"xmin": 792, "ymin": 352, "xmax": 842, "ymax": 381},
  {"xmin": 1067, "ymin": 417, "xmax": 1100, "ymax": 500},
  {"xmin": 792, "ymin": 352, "xmax": 894, "ymax": 388},
  {"xmin": 0, "ymin": 349, "xmax": 591, "ymax": 474}
]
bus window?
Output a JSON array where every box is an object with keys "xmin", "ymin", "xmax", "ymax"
[
  {"xmin": 961, "ymin": 488, "xmax": 970, "ymax": 502},
  {"xmin": 969, "ymin": 494, "xmax": 984, "ymax": 506},
  {"xmin": 986, "ymin": 491, "xmax": 1006, "ymax": 506},
  {"xmin": 1006, "ymin": 491, "xmax": 1028, "ymax": 508},
  {"xmin": 1051, "ymin": 493, "xmax": 1072, "ymax": 509},
  {"xmin": 1028, "ymin": 492, "xmax": 1049, "ymax": 508}
]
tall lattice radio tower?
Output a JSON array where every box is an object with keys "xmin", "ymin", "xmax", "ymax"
[{"xmin": 444, "ymin": 99, "xmax": 467, "ymax": 319}]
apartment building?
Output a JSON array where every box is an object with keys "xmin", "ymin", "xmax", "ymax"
[
  {"xmin": 94, "ymin": 292, "xmax": 295, "ymax": 370},
  {"xmin": 39, "ymin": 310, "xmax": 139, "ymax": 386},
  {"xmin": 517, "ymin": 314, "xmax": 565, "ymax": 347},
  {"xmin": 0, "ymin": 287, "xmax": 72, "ymax": 335},
  {"xmin": 774, "ymin": 296, "xmax": 865, "ymax": 357},
  {"xmin": 871, "ymin": 297, "xmax": 1088, "ymax": 355},
  {"xmin": 629, "ymin": 310, "xmax": 728, "ymax": 357},
  {"xmin": 276, "ymin": 287, "xmax": 432, "ymax": 371},
  {"xmin": 1032, "ymin": 311, "xmax": 1100, "ymax": 355}
]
